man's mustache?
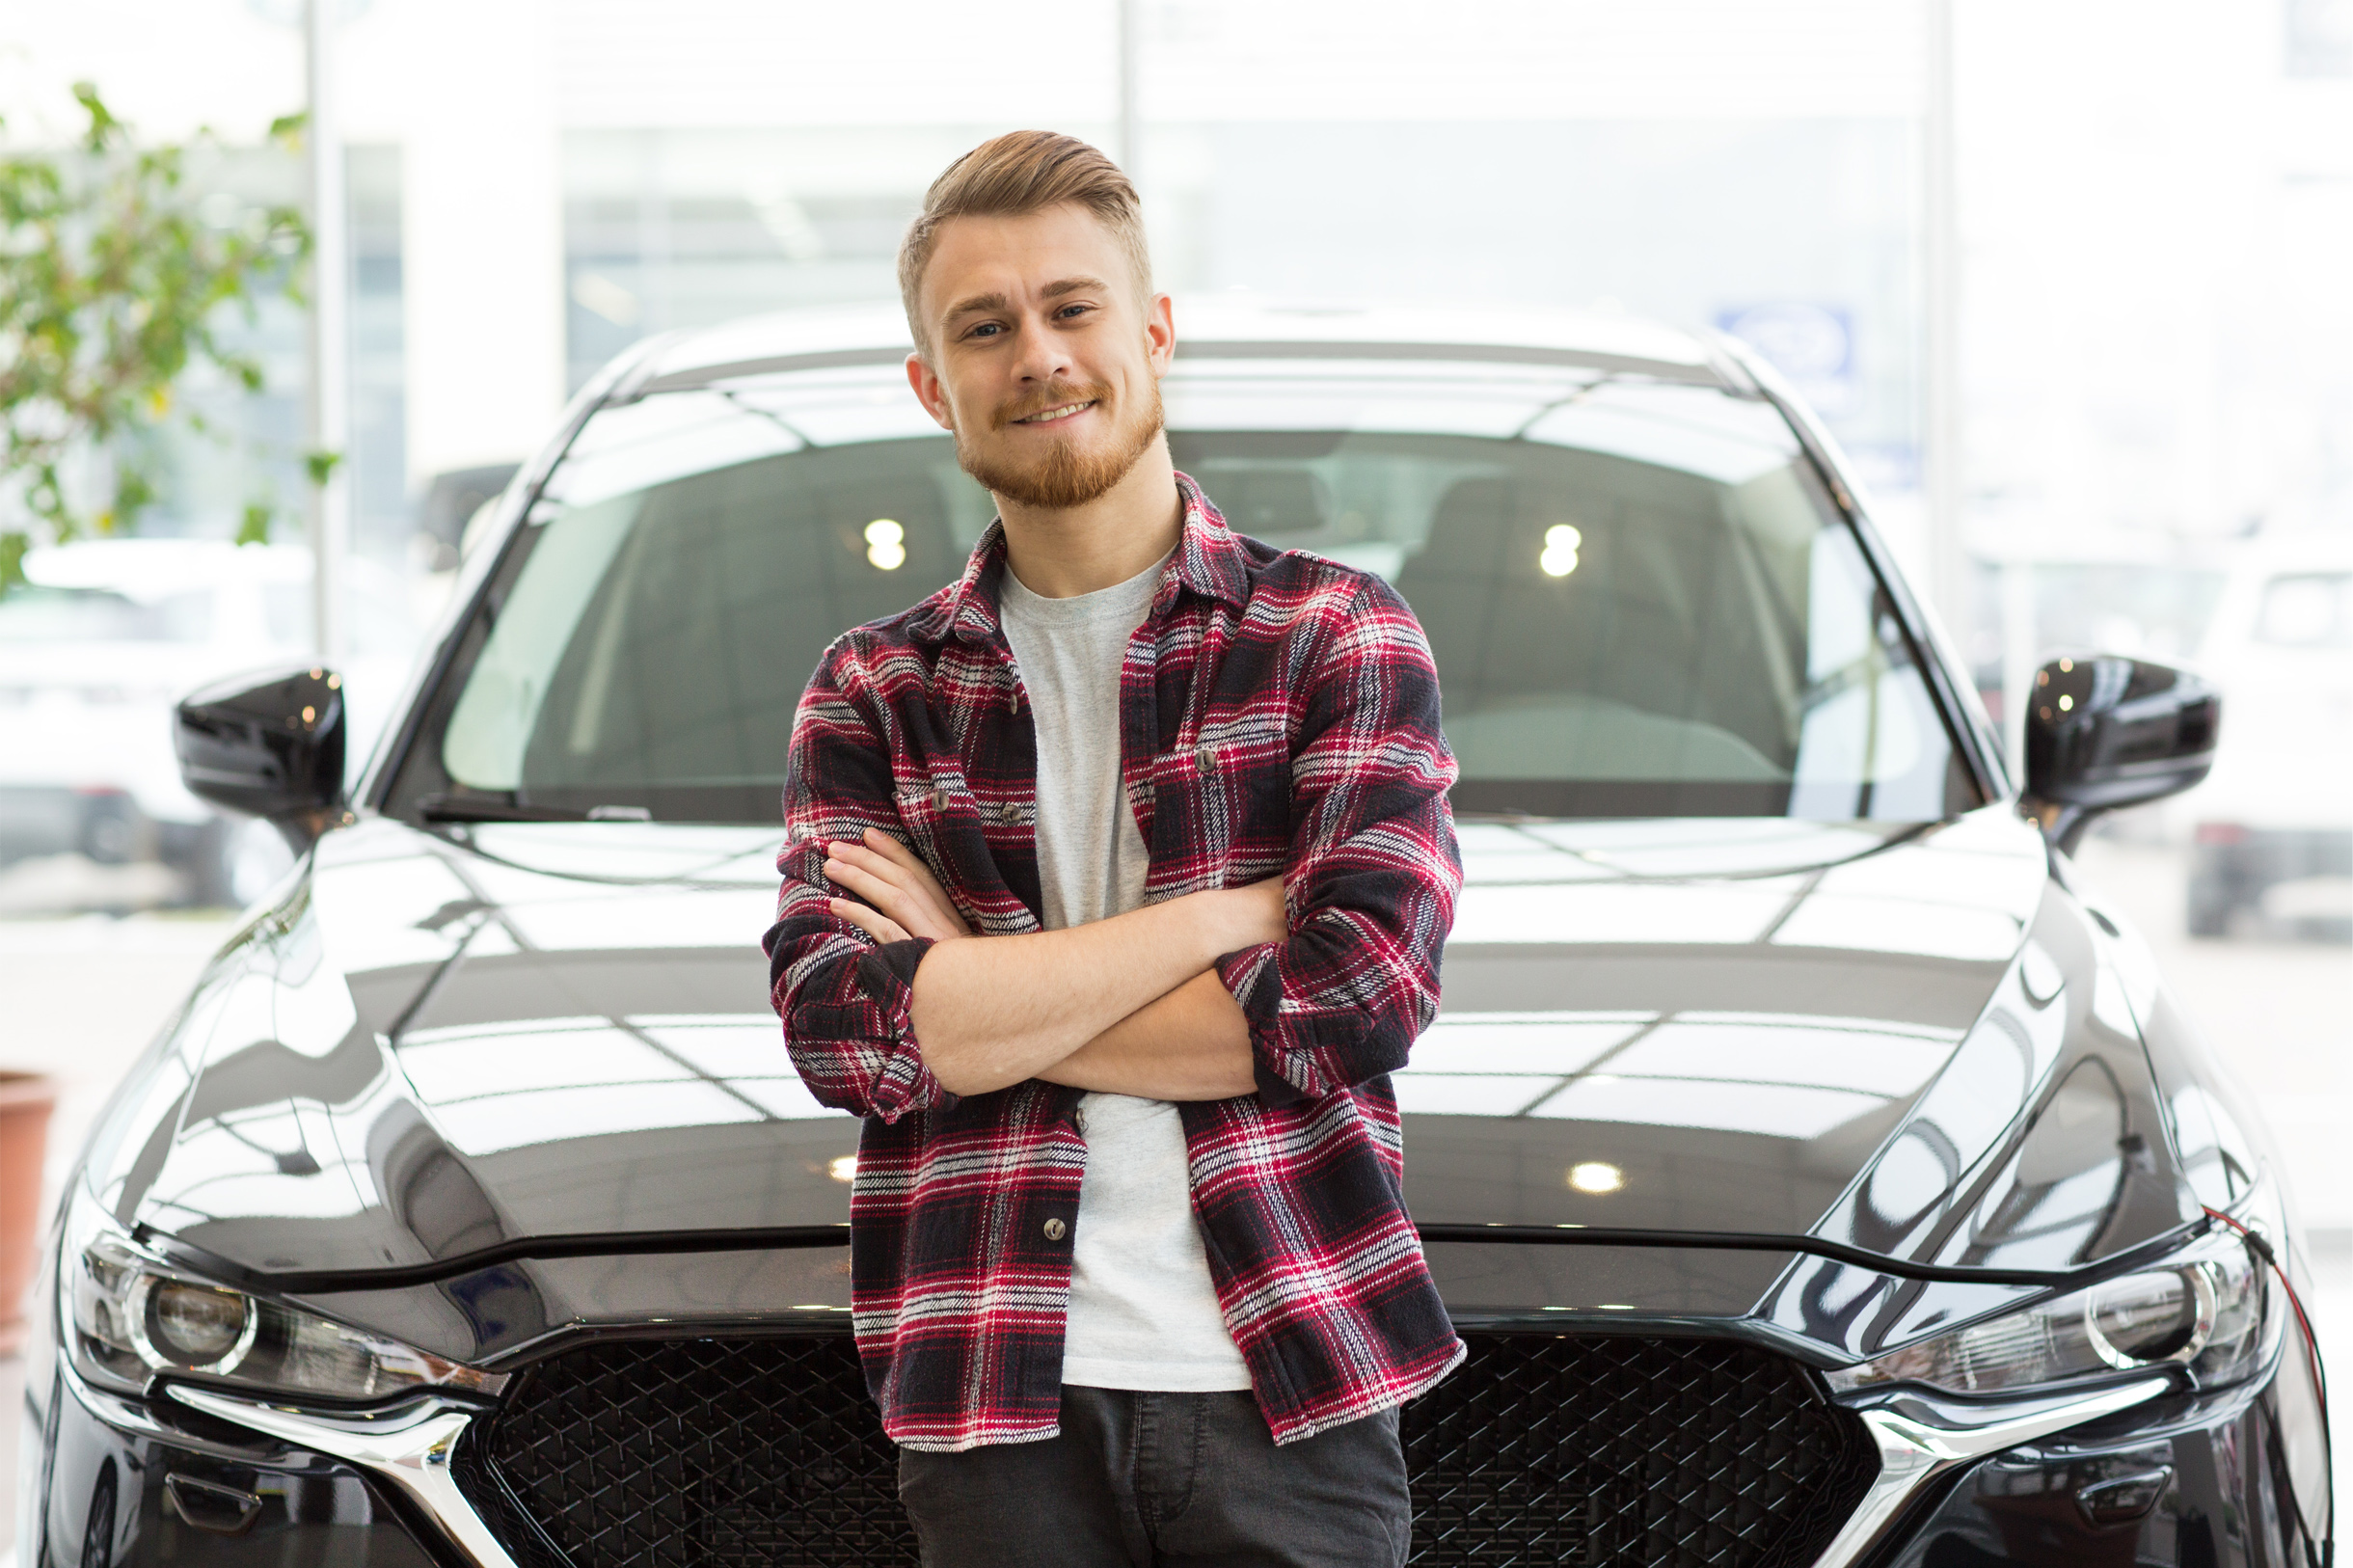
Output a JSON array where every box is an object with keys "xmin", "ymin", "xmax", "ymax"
[{"xmin": 991, "ymin": 381, "xmax": 1113, "ymax": 430}]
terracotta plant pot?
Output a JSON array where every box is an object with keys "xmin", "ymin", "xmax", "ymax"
[{"xmin": 0, "ymin": 1071, "xmax": 57, "ymax": 1357}]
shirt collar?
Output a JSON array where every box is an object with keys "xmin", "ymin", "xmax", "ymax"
[{"xmin": 914, "ymin": 472, "xmax": 1250, "ymax": 647}]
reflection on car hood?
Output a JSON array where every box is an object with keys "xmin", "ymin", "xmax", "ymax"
[
  {"xmin": 1410, "ymin": 812, "xmax": 2043, "ymax": 1240},
  {"xmin": 89, "ymin": 806, "xmax": 2203, "ymax": 1359}
]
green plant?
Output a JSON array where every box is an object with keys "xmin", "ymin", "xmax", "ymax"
[{"xmin": 0, "ymin": 83, "xmax": 309, "ymax": 591}]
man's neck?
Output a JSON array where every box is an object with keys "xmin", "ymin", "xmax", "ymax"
[{"xmin": 996, "ymin": 444, "xmax": 1183, "ymax": 599}]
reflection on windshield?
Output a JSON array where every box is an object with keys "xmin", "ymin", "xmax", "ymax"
[
  {"xmin": 421, "ymin": 362, "xmax": 1971, "ymax": 823},
  {"xmin": 1395, "ymin": 1010, "xmax": 1962, "ymax": 1136}
]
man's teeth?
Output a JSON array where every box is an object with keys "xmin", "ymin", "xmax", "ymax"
[{"xmin": 1020, "ymin": 401, "xmax": 1094, "ymax": 423}]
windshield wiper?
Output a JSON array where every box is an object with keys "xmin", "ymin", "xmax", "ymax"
[{"xmin": 417, "ymin": 793, "xmax": 651, "ymax": 825}]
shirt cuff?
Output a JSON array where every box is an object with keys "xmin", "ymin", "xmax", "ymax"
[
  {"xmin": 1217, "ymin": 941, "xmax": 1315, "ymax": 1106},
  {"xmin": 821, "ymin": 934, "xmax": 953, "ymax": 1122}
]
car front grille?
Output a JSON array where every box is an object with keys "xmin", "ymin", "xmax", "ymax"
[
  {"xmin": 453, "ymin": 1331, "xmax": 1876, "ymax": 1568},
  {"xmin": 1409, "ymin": 1335, "xmax": 1876, "ymax": 1567}
]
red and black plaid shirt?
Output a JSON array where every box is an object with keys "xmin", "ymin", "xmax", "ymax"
[{"xmin": 764, "ymin": 473, "xmax": 1464, "ymax": 1451}]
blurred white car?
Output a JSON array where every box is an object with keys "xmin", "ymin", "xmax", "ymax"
[
  {"xmin": 2185, "ymin": 531, "xmax": 2353, "ymax": 936},
  {"xmin": 0, "ymin": 539, "xmax": 421, "ymax": 907}
]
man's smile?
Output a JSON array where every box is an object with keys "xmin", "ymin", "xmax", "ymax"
[{"xmin": 1013, "ymin": 399, "xmax": 1098, "ymax": 424}]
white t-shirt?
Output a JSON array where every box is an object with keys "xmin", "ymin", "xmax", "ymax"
[{"xmin": 996, "ymin": 551, "xmax": 1254, "ymax": 1392}]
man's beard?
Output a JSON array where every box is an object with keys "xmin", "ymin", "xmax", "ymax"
[{"xmin": 954, "ymin": 376, "xmax": 1165, "ymax": 511}]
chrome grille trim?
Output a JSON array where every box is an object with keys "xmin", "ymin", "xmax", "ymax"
[{"xmin": 1806, "ymin": 1376, "xmax": 2171, "ymax": 1568}]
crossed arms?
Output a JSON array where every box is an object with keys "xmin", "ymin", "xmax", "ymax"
[{"xmin": 822, "ymin": 829, "xmax": 1280, "ymax": 1099}]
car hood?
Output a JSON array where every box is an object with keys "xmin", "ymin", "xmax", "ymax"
[{"xmin": 91, "ymin": 807, "xmax": 2203, "ymax": 1362}]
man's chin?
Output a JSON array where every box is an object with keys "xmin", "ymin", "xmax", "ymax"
[
  {"xmin": 960, "ymin": 430, "xmax": 1156, "ymax": 511},
  {"xmin": 968, "ymin": 462, "xmax": 1123, "ymax": 511}
]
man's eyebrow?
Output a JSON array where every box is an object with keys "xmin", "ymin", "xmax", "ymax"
[
  {"xmin": 943, "ymin": 289, "xmax": 1011, "ymax": 322},
  {"xmin": 942, "ymin": 277, "xmax": 1113, "ymax": 324}
]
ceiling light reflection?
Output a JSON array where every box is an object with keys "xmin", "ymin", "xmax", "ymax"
[
  {"xmin": 1568, "ymin": 1160, "xmax": 1625, "ymax": 1194},
  {"xmin": 1539, "ymin": 524, "xmax": 1582, "ymax": 577}
]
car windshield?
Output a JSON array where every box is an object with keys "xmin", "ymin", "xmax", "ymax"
[{"xmin": 422, "ymin": 355, "xmax": 1972, "ymax": 822}]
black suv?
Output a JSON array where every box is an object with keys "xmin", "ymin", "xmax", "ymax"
[{"xmin": 17, "ymin": 303, "xmax": 2331, "ymax": 1568}]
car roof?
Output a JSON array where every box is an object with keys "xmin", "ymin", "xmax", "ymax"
[
  {"xmin": 634, "ymin": 298, "xmax": 1732, "ymax": 396},
  {"xmin": 2238, "ymin": 529, "xmax": 2353, "ymax": 574},
  {"xmin": 20, "ymin": 539, "xmax": 402, "ymax": 603},
  {"xmin": 21, "ymin": 539, "xmax": 319, "ymax": 599}
]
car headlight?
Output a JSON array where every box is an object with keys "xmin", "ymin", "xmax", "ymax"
[
  {"xmin": 62, "ymin": 1186, "xmax": 503, "ymax": 1402},
  {"xmin": 1829, "ymin": 1205, "xmax": 2275, "ymax": 1398}
]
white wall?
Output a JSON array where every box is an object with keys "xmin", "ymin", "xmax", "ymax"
[
  {"xmin": 345, "ymin": 0, "xmax": 566, "ymax": 481},
  {"xmin": 1957, "ymin": 0, "xmax": 2353, "ymax": 550},
  {"xmin": 0, "ymin": 0, "xmax": 570, "ymax": 491}
]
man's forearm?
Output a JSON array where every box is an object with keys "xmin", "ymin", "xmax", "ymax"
[
  {"xmin": 909, "ymin": 887, "xmax": 1270, "ymax": 1095},
  {"xmin": 1035, "ymin": 969, "xmax": 1256, "ymax": 1099}
]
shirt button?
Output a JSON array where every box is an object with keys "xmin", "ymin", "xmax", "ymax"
[
  {"xmin": 1042, "ymin": 1218, "xmax": 1068, "ymax": 1242},
  {"xmin": 1194, "ymin": 743, "xmax": 1217, "ymax": 772}
]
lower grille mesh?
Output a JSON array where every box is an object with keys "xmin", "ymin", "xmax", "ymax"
[
  {"xmin": 458, "ymin": 1336, "xmax": 908, "ymax": 1568},
  {"xmin": 456, "ymin": 1332, "xmax": 1874, "ymax": 1568},
  {"xmin": 1406, "ymin": 1335, "xmax": 1875, "ymax": 1567}
]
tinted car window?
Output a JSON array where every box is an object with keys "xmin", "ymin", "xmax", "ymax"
[{"xmin": 427, "ymin": 361, "xmax": 1970, "ymax": 821}]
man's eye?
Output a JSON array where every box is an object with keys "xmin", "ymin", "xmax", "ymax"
[
  {"xmin": 968, "ymin": 322, "xmax": 1002, "ymax": 338},
  {"xmin": 1056, "ymin": 304, "xmax": 1093, "ymax": 320}
]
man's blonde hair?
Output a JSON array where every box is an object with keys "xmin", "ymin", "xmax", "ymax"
[{"xmin": 897, "ymin": 131, "xmax": 1153, "ymax": 357}]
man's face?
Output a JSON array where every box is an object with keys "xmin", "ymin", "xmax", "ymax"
[{"xmin": 906, "ymin": 203, "xmax": 1172, "ymax": 511}]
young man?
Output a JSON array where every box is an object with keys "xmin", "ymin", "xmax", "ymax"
[{"xmin": 765, "ymin": 130, "xmax": 1462, "ymax": 1567}]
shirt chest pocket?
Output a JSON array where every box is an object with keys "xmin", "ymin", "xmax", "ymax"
[
  {"xmin": 897, "ymin": 774, "xmax": 1027, "ymax": 877},
  {"xmin": 1154, "ymin": 717, "xmax": 1291, "ymax": 881},
  {"xmin": 893, "ymin": 776, "xmax": 982, "ymax": 871}
]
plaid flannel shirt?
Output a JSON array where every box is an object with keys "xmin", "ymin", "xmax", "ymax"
[{"xmin": 764, "ymin": 473, "xmax": 1465, "ymax": 1451}]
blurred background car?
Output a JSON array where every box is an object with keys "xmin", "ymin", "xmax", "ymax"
[
  {"xmin": 0, "ymin": 539, "xmax": 423, "ymax": 911},
  {"xmin": 2188, "ymin": 532, "xmax": 2353, "ymax": 939}
]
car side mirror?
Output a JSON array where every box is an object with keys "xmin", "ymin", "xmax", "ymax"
[
  {"xmin": 2023, "ymin": 653, "xmax": 2218, "ymax": 855},
  {"xmin": 175, "ymin": 664, "xmax": 348, "ymax": 852}
]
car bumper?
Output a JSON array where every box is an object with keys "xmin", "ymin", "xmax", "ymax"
[
  {"xmin": 25, "ymin": 1363, "xmax": 446, "ymax": 1568},
  {"xmin": 24, "ymin": 1333, "xmax": 2328, "ymax": 1568}
]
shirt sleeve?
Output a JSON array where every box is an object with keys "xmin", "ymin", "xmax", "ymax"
[
  {"xmin": 762, "ymin": 638, "xmax": 956, "ymax": 1123},
  {"xmin": 1216, "ymin": 576, "xmax": 1463, "ymax": 1106}
]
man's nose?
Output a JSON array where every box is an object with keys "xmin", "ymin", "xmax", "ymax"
[{"xmin": 1010, "ymin": 315, "xmax": 1073, "ymax": 383}]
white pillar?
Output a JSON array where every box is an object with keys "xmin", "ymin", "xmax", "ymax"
[
  {"xmin": 305, "ymin": 0, "xmax": 350, "ymax": 665},
  {"xmin": 393, "ymin": 0, "xmax": 565, "ymax": 488},
  {"xmin": 1921, "ymin": 0, "xmax": 1967, "ymax": 646},
  {"xmin": 1117, "ymin": 0, "xmax": 1140, "ymax": 175}
]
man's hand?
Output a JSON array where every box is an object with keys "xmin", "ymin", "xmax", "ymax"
[{"xmin": 825, "ymin": 828, "xmax": 973, "ymax": 944}]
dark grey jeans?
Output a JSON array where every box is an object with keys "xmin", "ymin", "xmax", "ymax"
[{"xmin": 897, "ymin": 1388, "xmax": 1411, "ymax": 1567}]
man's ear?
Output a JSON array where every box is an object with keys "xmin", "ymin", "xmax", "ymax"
[
  {"xmin": 1145, "ymin": 292, "xmax": 1176, "ymax": 378},
  {"xmin": 906, "ymin": 352, "xmax": 956, "ymax": 431}
]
